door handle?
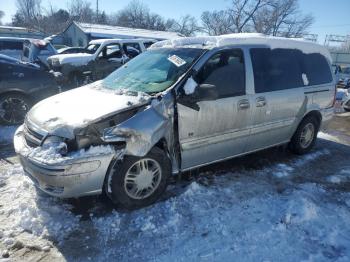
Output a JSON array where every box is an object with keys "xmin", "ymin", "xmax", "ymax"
[
  {"xmin": 256, "ymin": 97, "xmax": 266, "ymax": 107},
  {"xmin": 238, "ymin": 99, "xmax": 250, "ymax": 110}
]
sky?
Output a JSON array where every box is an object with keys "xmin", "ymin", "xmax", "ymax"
[{"xmin": 1, "ymin": 0, "xmax": 350, "ymax": 43}]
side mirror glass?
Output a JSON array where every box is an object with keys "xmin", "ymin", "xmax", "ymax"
[{"xmin": 195, "ymin": 83, "xmax": 218, "ymax": 101}]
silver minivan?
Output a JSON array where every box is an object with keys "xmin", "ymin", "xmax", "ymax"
[{"xmin": 14, "ymin": 34, "xmax": 335, "ymax": 209}]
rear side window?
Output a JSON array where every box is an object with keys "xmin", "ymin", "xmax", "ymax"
[
  {"xmin": 250, "ymin": 48, "xmax": 303, "ymax": 93},
  {"xmin": 300, "ymin": 53, "xmax": 332, "ymax": 86},
  {"xmin": 196, "ymin": 49, "xmax": 246, "ymax": 97},
  {"xmin": 1, "ymin": 41, "xmax": 23, "ymax": 50}
]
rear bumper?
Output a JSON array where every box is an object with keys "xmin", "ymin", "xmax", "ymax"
[
  {"xmin": 14, "ymin": 125, "xmax": 117, "ymax": 198},
  {"xmin": 320, "ymin": 107, "xmax": 334, "ymax": 128}
]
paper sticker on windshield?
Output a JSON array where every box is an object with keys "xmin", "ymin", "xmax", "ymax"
[{"xmin": 168, "ymin": 55, "xmax": 187, "ymax": 67}]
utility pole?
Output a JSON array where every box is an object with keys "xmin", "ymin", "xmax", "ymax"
[{"xmin": 96, "ymin": 0, "xmax": 99, "ymax": 23}]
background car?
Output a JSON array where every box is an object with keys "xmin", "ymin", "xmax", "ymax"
[
  {"xmin": 57, "ymin": 47, "xmax": 86, "ymax": 54},
  {"xmin": 47, "ymin": 38, "xmax": 156, "ymax": 87},
  {"xmin": 21, "ymin": 39, "xmax": 57, "ymax": 69},
  {"xmin": 0, "ymin": 54, "xmax": 60, "ymax": 125},
  {"xmin": 0, "ymin": 37, "xmax": 57, "ymax": 69}
]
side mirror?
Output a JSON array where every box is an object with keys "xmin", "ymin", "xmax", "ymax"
[
  {"xmin": 195, "ymin": 84, "xmax": 219, "ymax": 101},
  {"xmin": 182, "ymin": 76, "xmax": 218, "ymax": 101},
  {"xmin": 179, "ymin": 77, "xmax": 218, "ymax": 111}
]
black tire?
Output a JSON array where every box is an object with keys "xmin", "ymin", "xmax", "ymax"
[
  {"xmin": 105, "ymin": 147, "xmax": 171, "ymax": 209},
  {"xmin": 0, "ymin": 93, "xmax": 32, "ymax": 125},
  {"xmin": 289, "ymin": 116, "xmax": 320, "ymax": 155},
  {"xmin": 344, "ymin": 108, "xmax": 350, "ymax": 112}
]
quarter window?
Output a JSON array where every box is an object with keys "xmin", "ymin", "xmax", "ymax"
[
  {"xmin": 250, "ymin": 48, "xmax": 303, "ymax": 93},
  {"xmin": 123, "ymin": 43, "xmax": 141, "ymax": 58},
  {"xmin": 98, "ymin": 44, "xmax": 122, "ymax": 59},
  {"xmin": 196, "ymin": 49, "xmax": 246, "ymax": 97},
  {"xmin": 300, "ymin": 53, "xmax": 332, "ymax": 86}
]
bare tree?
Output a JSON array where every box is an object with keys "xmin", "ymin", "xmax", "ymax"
[
  {"xmin": 68, "ymin": 0, "xmax": 94, "ymax": 23},
  {"xmin": 166, "ymin": 15, "xmax": 201, "ymax": 36},
  {"xmin": 13, "ymin": 0, "xmax": 42, "ymax": 28},
  {"xmin": 228, "ymin": 0, "xmax": 267, "ymax": 32},
  {"xmin": 252, "ymin": 0, "xmax": 314, "ymax": 37},
  {"xmin": 201, "ymin": 10, "xmax": 232, "ymax": 35},
  {"xmin": 40, "ymin": 5, "xmax": 70, "ymax": 34},
  {"xmin": 110, "ymin": 0, "xmax": 166, "ymax": 30},
  {"xmin": 201, "ymin": 0, "xmax": 267, "ymax": 35},
  {"xmin": 201, "ymin": 0, "xmax": 313, "ymax": 37}
]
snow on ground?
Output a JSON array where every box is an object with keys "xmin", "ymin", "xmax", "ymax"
[
  {"xmin": 0, "ymin": 126, "xmax": 17, "ymax": 145},
  {"xmin": 0, "ymin": 164, "xmax": 79, "ymax": 246},
  {"xmin": 1, "ymin": 144, "xmax": 350, "ymax": 261}
]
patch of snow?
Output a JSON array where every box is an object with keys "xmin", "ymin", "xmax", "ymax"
[
  {"xmin": 328, "ymin": 175, "xmax": 342, "ymax": 184},
  {"xmin": 183, "ymin": 77, "xmax": 198, "ymax": 95},
  {"xmin": 19, "ymin": 143, "xmax": 118, "ymax": 165},
  {"xmin": 49, "ymin": 53, "xmax": 94, "ymax": 66},
  {"xmin": 293, "ymin": 149, "xmax": 330, "ymax": 166},
  {"xmin": 152, "ymin": 34, "xmax": 332, "ymax": 62},
  {"xmin": 268, "ymin": 150, "xmax": 329, "ymax": 179},
  {"xmin": 0, "ymin": 165, "xmax": 79, "ymax": 245},
  {"xmin": 26, "ymin": 81, "xmax": 150, "ymax": 136},
  {"xmin": 273, "ymin": 164, "xmax": 294, "ymax": 178},
  {"xmin": 0, "ymin": 126, "xmax": 17, "ymax": 145}
]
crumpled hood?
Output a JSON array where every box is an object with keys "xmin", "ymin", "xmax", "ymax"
[
  {"xmin": 49, "ymin": 53, "xmax": 94, "ymax": 66},
  {"xmin": 27, "ymin": 81, "xmax": 150, "ymax": 139}
]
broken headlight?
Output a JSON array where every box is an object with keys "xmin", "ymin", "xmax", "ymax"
[{"xmin": 42, "ymin": 136, "xmax": 68, "ymax": 155}]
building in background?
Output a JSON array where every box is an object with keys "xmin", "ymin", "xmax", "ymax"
[
  {"xmin": 0, "ymin": 26, "xmax": 45, "ymax": 39},
  {"xmin": 53, "ymin": 21, "xmax": 182, "ymax": 47}
]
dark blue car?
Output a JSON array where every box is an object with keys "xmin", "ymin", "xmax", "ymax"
[{"xmin": 0, "ymin": 54, "xmax": 59, "ymax": 125}]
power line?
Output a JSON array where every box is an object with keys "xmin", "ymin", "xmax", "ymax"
[{"xmin": 312, "ymin": 24, "xmax": 350, "ymax": 29}]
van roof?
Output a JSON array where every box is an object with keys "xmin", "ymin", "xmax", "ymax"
[
  {"xmin": 151, "ymin": 33, "xmax": 332, "ymax": 61},
  {"xmin": 89, "ymin": 38, "xmax": 156, "ymax": 45}
]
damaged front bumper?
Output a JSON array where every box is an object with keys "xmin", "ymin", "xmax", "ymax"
[{"xmin": 14, "ymin": 125, "xmax": 117, "ymax": 198}]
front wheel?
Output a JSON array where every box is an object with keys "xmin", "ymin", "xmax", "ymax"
[
  {"xmin": 106, "ymin": 147, "xmax": 171, "ymax": 209},
  {"xmin": 0, "ymin": 93, "xmax": 31, "ymax": 125},
  {"xmin": 289, "ymin": 116, "xmax": 319, "ymax": 155}
]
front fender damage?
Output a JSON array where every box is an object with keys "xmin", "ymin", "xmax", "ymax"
[{"xmin": 102, "ymin": 100, "xmax": 173, "ymax": 157}]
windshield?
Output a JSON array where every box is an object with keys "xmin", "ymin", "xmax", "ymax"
[
  {"xmin": 102, "ymin": 48, "xmax": 205, "ymax": 94},
  {"xmin": 85, "ymin": 44, "xmax": 100, "ymax": 54}
]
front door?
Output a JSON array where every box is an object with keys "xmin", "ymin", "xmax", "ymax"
[
  {"xmin": 93, "ymin": 43, "xmax": 124, "ymax": 79},
  {"xmin": 177, "ymin": 48, "xmax": 251, "ymax": 170}
]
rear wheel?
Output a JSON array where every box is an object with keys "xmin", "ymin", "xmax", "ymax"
[
  {"xmin": 105, "ymin": 147, "xmax": 171, "ymax": 209},
  {"xmin": 289, "ymin": 116, "xmax": 319, "ymax": 155},
  {"xmin": 0, "ymin": 93, "xmax": 31, "ymax": 125}
]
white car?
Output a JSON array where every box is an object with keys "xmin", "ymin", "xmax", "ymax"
[
  {"xmin": 342, "ymin": 89, "xmax": 350, "ymax": 112},
  {"xmin": 47, "ymin": 38, "xmax": 157, "ymax": 85}
]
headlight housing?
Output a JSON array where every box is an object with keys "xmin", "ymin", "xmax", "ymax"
[
  {"xmin": 42, "ymin": 136, "xmax": 68, "ymax": 156},
  {"xmin": 51, "ymin": 57, "xmax": 60, "ymax": 67}
]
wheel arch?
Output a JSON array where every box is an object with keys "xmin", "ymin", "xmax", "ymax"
[
  {"xmin": 302, "ymin": 110, "xmax": 322, "ymax": 128},
  {"xmin": 0, "ymin": 89, "xmax": 33, "ymax": 100}
]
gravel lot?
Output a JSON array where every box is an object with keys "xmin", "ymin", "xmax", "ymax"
[{"xmin": 0, "ymin": 113, "xmax": 350, "ymax": 261}]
